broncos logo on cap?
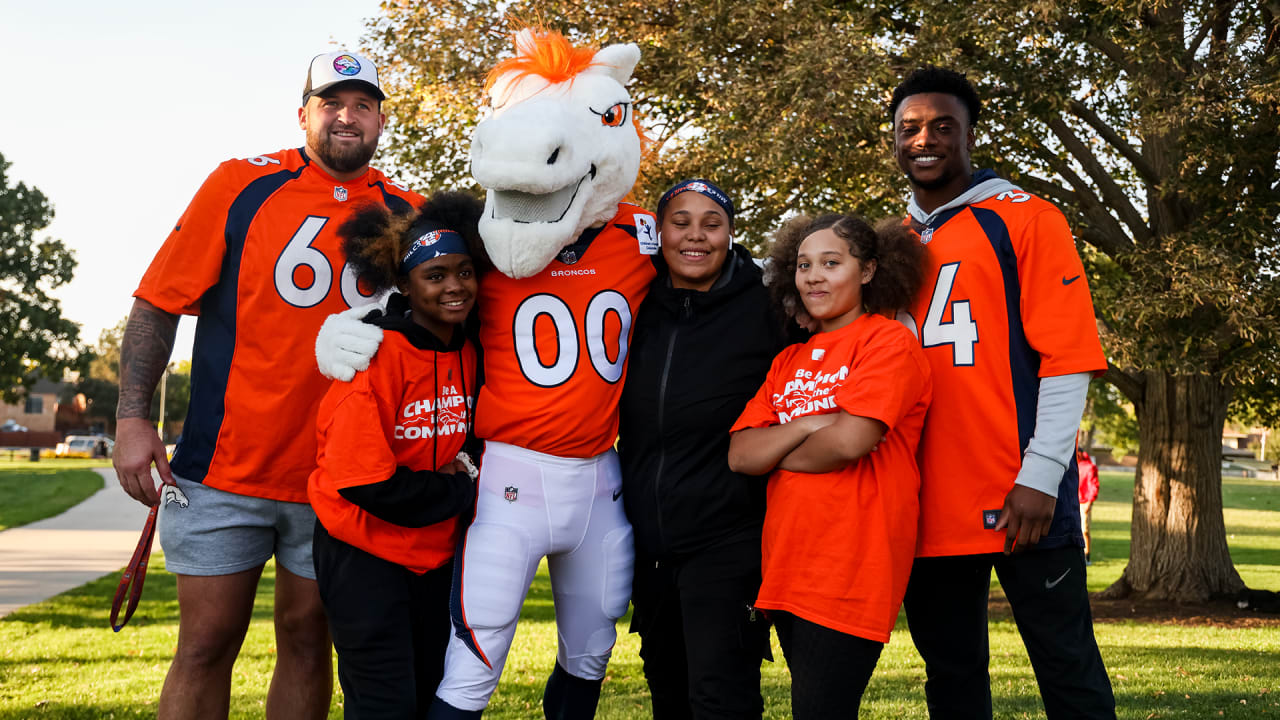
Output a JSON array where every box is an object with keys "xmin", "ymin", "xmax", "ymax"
[{"xmin": 333, "ymin": 54, "xmax": 361, "ymax": 76}]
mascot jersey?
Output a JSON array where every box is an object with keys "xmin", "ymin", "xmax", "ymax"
[
  {"xmin": 905, "ymin": 172, "xmax": 1106, "ymax": 557},
  {"xmin": 473, "ymin": 203, "xmax": 658, "ymax": 457},
  {"xmin": 732, "ymin": 313, "xmax": 931, "ymax": 643},
  {"xmin": 436, "ymin": 203, "xmax": 655, "ymax": 712},
  {"xmin": 135, "ymin": 148, "xmax": 421, "ymax": 503}
]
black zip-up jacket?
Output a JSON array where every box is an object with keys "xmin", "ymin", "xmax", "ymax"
[{"xmin": 618, "ymin": 245, "xmax": 793, "ymax": 559}]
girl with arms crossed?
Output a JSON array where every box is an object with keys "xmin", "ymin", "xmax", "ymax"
[
  {"xmin": 728, "ymin": 214, "xmax": 930, "ymax": 718},
  {"xmin": 308, "ymin": 192, "xmax": 483, "ymax": 718}
]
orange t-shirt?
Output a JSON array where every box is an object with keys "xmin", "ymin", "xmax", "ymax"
[
  {"xmin": 732, "ymin": 313, "xmax": 931, "ymax": 643},
  {"xmin": 904, "ymin": 189, "xmax": 1107, "ymax": 556},
  {"xmin": 135, "ymin": 147, "xmax": 423, "ymax": 502},
  {"xmin": 309, "ymin": 330, "xmax": 477, "ymax": 573},
  {"xmin": 474, "ymin": 204, "xmax": 658, "ymax": 457}
]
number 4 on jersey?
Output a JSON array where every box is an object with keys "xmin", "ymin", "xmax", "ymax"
[{"xmin": 922, "ymin": 262, "xmax": 978, "ymax": 366}]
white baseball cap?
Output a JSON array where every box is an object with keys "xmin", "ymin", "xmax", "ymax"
[{"xmin": 303, "ymin": 50, "xmax": 385, "ymax": 103}]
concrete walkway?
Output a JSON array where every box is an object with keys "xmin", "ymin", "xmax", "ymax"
[{"xmin": 0, "ymin": 468, "xmax": 154, "ymax": 617}]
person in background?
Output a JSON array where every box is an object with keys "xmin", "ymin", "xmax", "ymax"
[
  {"xmin": 1076, "ymin": 447, "xmax": 1100, "ymax": 564},
  {"xmin": 619, "ymin": 179, "xmax": 792, "ymax": 719},
  {"xmin": 728, "ymin": 213, "xmax": 931, "ymax": 718}
]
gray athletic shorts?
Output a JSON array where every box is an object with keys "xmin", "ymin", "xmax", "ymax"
[{"xmin": 158, "ymin": 475, "xmax": 317, "ymax": 580}]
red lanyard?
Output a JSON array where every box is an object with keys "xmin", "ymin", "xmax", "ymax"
[{"xmin": 110, "ymin": 503, "xmax": 158, "ymax": 632}]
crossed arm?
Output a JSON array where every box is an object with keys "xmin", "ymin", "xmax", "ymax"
[{"xmin": 728, "ymin": 411, "xmax": 886, "ymax": 476}]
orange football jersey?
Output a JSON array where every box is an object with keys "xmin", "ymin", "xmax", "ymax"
[
  {"xmin": 474, "ymin": 204, "xmax": 658, "ymax": 457},
  {"xmin": 905, "ymin": 185, "xmax": 1106, "ymax": 557},
  {"xmin": 732, "ymin": 313, "xmax": 931, "ymax": 642},
  {"xmin": 309, "ymin": 331, "xmax": 477, "ymax": 573},
  {"xmin": 135, "ymin": 148, "xmax": 423, "ymax": 503}
]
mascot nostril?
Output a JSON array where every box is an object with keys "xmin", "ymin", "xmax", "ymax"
[{"xmin": 547, "ymin": 147, "xmax": 560, "ymax": 165}]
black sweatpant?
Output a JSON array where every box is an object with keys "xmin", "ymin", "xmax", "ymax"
[
  {"xmin": 314, "ymin": 521, "xmax": 454, "ymax": 720},
  {"xmin": 630, "ymin": 535, "xmax": 772, "ymax": 720},
  {"xmin": 902, "ymin": 545, "xmax": 1116, "ymax": 719},
  {"xmin": 772, "ymin": 611, "xmax": 884, "ymax": 719}
]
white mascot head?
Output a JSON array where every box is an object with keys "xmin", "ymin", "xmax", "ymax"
[{"xmin": 470, "ymin": 28, "xmax": 643, "ymax": 279}]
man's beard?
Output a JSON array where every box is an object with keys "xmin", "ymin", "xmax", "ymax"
[{"xmin": 310, "ymin": 126, "xmax": 377, "ymax": 175}]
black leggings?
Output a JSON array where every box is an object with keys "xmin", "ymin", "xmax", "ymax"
[{"xmin": 772, "ymin": 611, "xmax": 884, "ymax": 719}]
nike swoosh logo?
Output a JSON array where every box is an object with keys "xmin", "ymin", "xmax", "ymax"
[
  {"xmin": 612, "ymin": 489, "xmax": 623, "ymax": 501},
  {"xmin": 1062, "ymin": 275, "xmax": 1081, "ymax": 285},
  {"xmin": 1045, "ymin": 568, "xmax": 1071, "ymax": 589}
]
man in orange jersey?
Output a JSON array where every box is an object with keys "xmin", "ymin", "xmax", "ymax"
[
  {"xmin": 890, "ymin": 67, "xmax": 1116, "ymax": 719},
  {"xmin": 113, "ymin": 50, "xmax": 421, "ymax": 720}
]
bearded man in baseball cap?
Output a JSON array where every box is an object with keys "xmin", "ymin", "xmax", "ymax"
[{"xmin": 114, "ymin": 49, "xmax": 421, "ymax": 719}]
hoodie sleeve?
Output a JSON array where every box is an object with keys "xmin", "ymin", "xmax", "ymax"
[{"xmin": 338, "ymin": 466, "xmax": 476, "ymax": 528}]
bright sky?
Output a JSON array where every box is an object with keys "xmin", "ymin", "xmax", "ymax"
[{"xmin": 1, "ymin": 0, "xmax": 383, "ymax": 362}]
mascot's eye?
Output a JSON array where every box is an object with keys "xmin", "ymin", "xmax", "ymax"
[{"xmin": 600, "ymin": 103, "xmax": 628, "ymax": 127}]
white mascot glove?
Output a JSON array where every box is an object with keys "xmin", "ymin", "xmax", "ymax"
[{"xmin": 316, "ymin": 303, "xmax": 385, "ymax": 382}]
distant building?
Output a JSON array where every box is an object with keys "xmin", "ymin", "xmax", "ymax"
[
  {"xmin": 0, "ymin": 378, "xmax": 64, "ymax": 433},
  {"xmin": 1222, "ymin": 424, "xmax": 1276, "ymax": 479}
]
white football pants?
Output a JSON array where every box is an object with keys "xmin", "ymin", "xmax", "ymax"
[{"xmin": 436, "ymin": 441, "xmax": 635, "ymax": 711}]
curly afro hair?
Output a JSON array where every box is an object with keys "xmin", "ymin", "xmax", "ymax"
[
  {"xmin": 767, "ymin": 213, "xmax": 924, "ymax": 322},
  {"xmin": 339, "ymin": 190, "xmax": 485, "ymax": 293}
]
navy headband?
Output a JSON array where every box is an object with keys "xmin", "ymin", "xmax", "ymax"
[
  {"xmin": 401, "ymin": 223, "xmax": 470, "ymax": 273},
  {"xmin": 656, "ymin": 178, "xmax": 735, "ymax": 225}
]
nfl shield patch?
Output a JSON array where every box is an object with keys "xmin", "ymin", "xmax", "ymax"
[
  {"xmin": 982, "ymin": 509, "xmax": 1000, "ymax": 529},
  {"xmin": 504, "ymin": 486, "xmax": 519, "ymax": 503},
  {"xmin": 334, "ymin": 186, "xmax": 348, "ymax": 202}
]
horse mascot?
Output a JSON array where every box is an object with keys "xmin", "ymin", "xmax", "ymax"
[{"xmin": 317, "ymin": 28, "xmax": 657, "ymax": 719}]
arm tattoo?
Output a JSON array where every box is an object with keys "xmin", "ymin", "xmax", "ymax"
[{"xmin": 118, "ymin": 300, "xmax": 180, "ymax": 420}]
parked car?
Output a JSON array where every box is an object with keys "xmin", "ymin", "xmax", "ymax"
[
  {"xmin": 55, "ymin": 435, "xmax": 114, "ymax": 459},
  {"xmin": 0, "ymin": 419, "xmax": 29, "ymax": 433}
]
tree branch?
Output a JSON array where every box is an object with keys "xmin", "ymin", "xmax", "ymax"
[
  {"xmin": 1031, "ymin": 146, "xmax": 1136, "ymax": 258},
  {"xmin": 1177, "ymin": 0, "xmax": 1239, "ymax": 66},
  {"xmin": 1104, "ymin": 363, "xmax": 1145, "ymax": 405},
  {"xmin": 1067, "ymin": 100, "xmax": 1160, "ymax": 185},
  {"xmin": 1014, "ymin": 173, "xmax": 1078, "ymax": 210},
  {"xmin": 1047, "ymin": 116, "xmax": 1152, "ymax": 244},
  {"xmin": 1083, "ymin": 30, "xmax": 1141, "ymax": 77}
]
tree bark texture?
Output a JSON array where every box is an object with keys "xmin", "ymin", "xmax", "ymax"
[{"xmin": 1103, "ymin": 371, "xmax": 1245, "ymax": 602}]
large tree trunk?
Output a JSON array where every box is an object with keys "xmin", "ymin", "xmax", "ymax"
[{"xmin": 1101, "ymin": 371, "xmax": 1245, "ymax": 603}]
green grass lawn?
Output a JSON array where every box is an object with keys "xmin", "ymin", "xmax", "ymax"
[
  {"xmin": 0, "ymin": 459, "xmax": 107, "ymax": 532},
  {"xmin": 1, "ymin": 472, "xmax": 1277, "ymax": 718}
]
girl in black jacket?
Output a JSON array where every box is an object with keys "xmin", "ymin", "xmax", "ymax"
[{"xmin": 618, "ymin": 179, "xmax": 795, "ymax": 719}]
